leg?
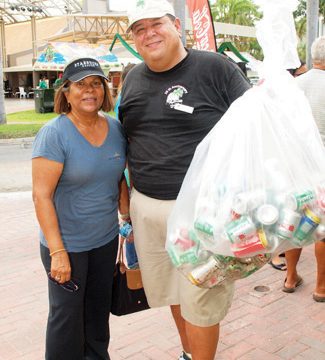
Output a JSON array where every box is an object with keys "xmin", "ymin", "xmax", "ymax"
[
  {"xmin": 170, "ymin": 305, "xmax": 190, "ymax": 354},
  {"xmin": 283, "ymin": 248, "xmax": 302, "ymax": 289},
  {"xmin": 314, "ymin": 240, "xmax": 325, "ymax": 298},
  {"xmin": 171, "ymin": 304, "xmax": 219, "ymax": 360},
  {"xmin": 185, "ymin": 321, "xmax": 219, "ymax": 360},
  {"xmin": 40, "ymin": 244, "xmax": 88, "ymax": 360},
  {"xmin": 179, "ymin": 267, "xmax": 234, "ymax": 360},
  {"xmin": 84, "ymin": 238, "xmax": 118, "ymax": 360},
  {"xmin": 270, "ymin": 253, "xmax": 287, "ymax": 271}
]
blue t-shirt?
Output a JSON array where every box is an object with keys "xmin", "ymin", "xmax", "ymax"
[{"xmin": 32, "ymin": 114, "xmax": 127, "ymax": 252}]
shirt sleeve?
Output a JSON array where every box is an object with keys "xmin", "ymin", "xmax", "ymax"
[
  {"xmin": 32, "ymin": 125, "xmax": 65, "ymax": 163},
  {"xmin": 226, "ymin": 66, "xmax": 252, "ymax": 104}
]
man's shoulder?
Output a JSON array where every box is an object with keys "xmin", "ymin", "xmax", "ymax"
[
  {"xmin": 126, "ymin": 62, "xmax": 145, "ymax": 77},
  {"xmin": 190, "ymin": 48, "xmax": 226, "ymax": 61},
  {"xmin": 296, "ymin": 69, "xmax": 325, "ymax": 85},
  {"xmin": 190, "ymin": 49, "xmax": 239, "ymax": 70}
]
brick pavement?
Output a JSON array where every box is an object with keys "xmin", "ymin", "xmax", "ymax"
[{"xmin": 0, "ymin": 191, "xmax": 324, "ymax": 360}]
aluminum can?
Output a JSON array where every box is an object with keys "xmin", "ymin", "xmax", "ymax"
[
  {"xmin": 225, "ymin": 216, "xmax": 256, "ymax": 243},
  {"xmin": 119, "ymin": 222, "xmax": 132, "ymax": 238},
  {"xmin": 277, "ymin": 209, "xmax": 301, "ymax": 239},
  {"xmin": 188, "ymin": 256, "xmax": 222, "ymax": 286},
  {"xmin": 194, "ymin": 217, "xmax": 214, "ymax": 236},
  {"xmin": 174, "ymin": 228, "xmax": 197, "ymax": 251},
  {"xmin": 285, "ymin": 190, "xmax": 315, "ymax": 211},
  {"xmin": 255, "ymin": 204, "xmax": 279, "ymax": 226},
  {"xmin": 167, "ymin": 244, "xmax": 199, "ymax": 266},
  {"xmin": 294, "ymin": 207, "xmax": 321, "ymax": 241},
  {"xmin": 232, "ymin": 190, "xmax": 265, "ymax": 215},
  {"xmin": 231, "ymin": 229, "xmax": 268, "ymax": 257}
]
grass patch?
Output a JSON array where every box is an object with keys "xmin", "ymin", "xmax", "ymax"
[
  {"xmin": 0, "ymin": 124, "xmax": 44, "ymax": 139},
  {"xmin": 7, "ymin": 110, "xmax": 55, "ymax": 124}
]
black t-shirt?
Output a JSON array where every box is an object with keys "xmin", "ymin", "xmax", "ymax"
[{"xmin": 119, "ymin": 49, "xmax": 251, "ymax": 200}]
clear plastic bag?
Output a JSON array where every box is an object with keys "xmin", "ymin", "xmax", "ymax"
[{"xmin": 166, "ymin": 0, "xmax": 325, "ymax": 288}]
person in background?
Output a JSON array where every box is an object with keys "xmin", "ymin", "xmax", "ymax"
[
  {"xmin": 32, "ymin": 57, "xmax": 128, "ymax": 359},
  {"xmin": 287, "ymin": 61, "xmax": 308, "ymax": 77},
  {"xmin": 39, "ymin": 76, "xmax": 48, "ymax": 89},
  {"xmin": 53, "ymin": 73, "xmax": 63, "ymax": 89},
  {"xmin": 114, "ymin": 63, "xmax": 136, "ymax": 119},
  {"xmin": 115, "ymin": 62, "xmax": 139, "ymax": 269},
  {"xmin": 282, "ymin": 36, "xmax": 325, "ymax": 302},
  {"xmin": 119, "ymin": 1, "xmax": 251, "ymax": 359}
]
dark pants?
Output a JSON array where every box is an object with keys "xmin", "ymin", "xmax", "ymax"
[{"xmin": 40, "ymin": 237, "xmax": 118, "ymax": 360}]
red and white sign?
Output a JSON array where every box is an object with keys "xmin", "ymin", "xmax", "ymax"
[{"xmin": 186, "ymin": 0, "xmax": 217, "ymax": 52}]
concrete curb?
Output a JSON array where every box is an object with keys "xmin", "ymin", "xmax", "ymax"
[{"xmin": 0, "ymin": 137, "xmax": 34, "ymax": 147}]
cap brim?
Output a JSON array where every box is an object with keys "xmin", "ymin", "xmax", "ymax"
[
  {"xmin": 126, "ymin": 13, "xmax": 175, "ymax": 33},
  {"xmin": 64, "ymin": 70, "xmax": 108, "ymax": 82}
]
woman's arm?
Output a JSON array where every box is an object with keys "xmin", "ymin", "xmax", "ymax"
[
  {"xmin": 32, "ymin": 157, "xmax": 71, "ymax": 283},
  {"xmin": 118, "ymin": 175, "xmax": 130, "ymax": 219}
]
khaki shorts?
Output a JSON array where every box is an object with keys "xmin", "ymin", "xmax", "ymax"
[{"xmin": 130, "ymin": 188, "xmax": 234, "ymax": 327}]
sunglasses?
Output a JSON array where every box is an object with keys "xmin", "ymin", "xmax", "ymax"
[{"xmin": 47, "ymin": 272, "xmax": 79, "ymax": 293}]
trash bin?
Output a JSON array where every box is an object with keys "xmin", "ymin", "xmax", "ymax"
[{"xmin": 34, "ymin": 88, "xmax": 55, "ymax": 113}]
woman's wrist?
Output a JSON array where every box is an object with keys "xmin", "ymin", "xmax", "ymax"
[
  {"xmin": 49, "ymin": 248, "xmax": 66, "ymax": 257},
  {"xmin": 120, "ymin": 212, "xmax": 130, "ymax": 221}
]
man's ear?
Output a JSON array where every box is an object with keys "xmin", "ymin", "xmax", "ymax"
[{"xmin": 174, "ymin": 18, "xmax": 182, "ymax": 37}]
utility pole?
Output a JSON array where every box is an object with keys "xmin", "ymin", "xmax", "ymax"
[
  {"xmin": 0, "ymin": 17, "xmax": 6, "ymax": 125},
  {"xmin": 172, "ymin": 0, "xmax": 186, "ymax": 46},
  {"xmin": 306, "ymin": 0, "xmax": 319, "ymax": 68}
]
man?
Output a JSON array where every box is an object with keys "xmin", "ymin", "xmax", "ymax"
[
  {"xmin": 283, "ymin": 36, "xmax": 325, "ymax": 302},
  {"xmin": 119, "ymin": 1, "xmax": 251, "ymax": 359}
]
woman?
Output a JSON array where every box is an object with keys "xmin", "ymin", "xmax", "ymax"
[{"xmin": 32, "ymin": 57, "xmax": 128, "ymax": 360}]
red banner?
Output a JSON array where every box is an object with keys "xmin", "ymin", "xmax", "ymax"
[{"xmin": 186, "ymin": 0, "xmax": 217, "ymax": 52}]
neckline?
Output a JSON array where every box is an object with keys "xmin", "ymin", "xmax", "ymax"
[
  {"xmin": 144, "ymin": 48, "xmax": 190, "ymax": 75},
  {"xmin": 64, "ymin": 114, "xmax": 110, "ymax": 149}
]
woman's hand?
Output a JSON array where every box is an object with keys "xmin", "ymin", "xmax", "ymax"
[{"xmin": 50, "ymin": 251, "xmax": 71, "ymax": 283}]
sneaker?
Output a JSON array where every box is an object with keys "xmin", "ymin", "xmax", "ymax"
[{"xmin": 179, "ymin": 351, "xmax": 192, "ymax": 360}]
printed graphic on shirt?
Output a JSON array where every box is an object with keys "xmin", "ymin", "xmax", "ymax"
[{"xmin": 165, "ymin": 85, "xmax": 188, "ymax": 109}]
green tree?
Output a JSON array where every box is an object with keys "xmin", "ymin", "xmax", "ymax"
[
  {"xmin": 209, "ymin": 0, "xmax": 263, "ymax": 59},
  {"xmin": 293, "ymin": 0, "xmax": 325, "ymax": 61}
]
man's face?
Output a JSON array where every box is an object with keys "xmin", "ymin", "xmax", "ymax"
[{"xmin": 131, "ymin": 15, "xmax": 183, "ymax": 72}]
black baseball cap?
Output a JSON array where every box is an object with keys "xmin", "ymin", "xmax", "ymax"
[{"xmin": 62, "ymin": 57, "xmax": 108, "ymax": 82}]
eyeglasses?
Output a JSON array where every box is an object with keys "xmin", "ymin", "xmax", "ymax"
[
  {"xmin": 73, "ymin": 79, "xmax": 104, "ymax": 90},
  {"xmin": 47, "ymin": 272, "xmax": 79, "ymax": 292}
]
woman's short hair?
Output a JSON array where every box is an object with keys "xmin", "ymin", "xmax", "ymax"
[
  {"xmin": 311, "ymin": 36, "xmax": 325, "ymax": 66},
  {"xmin": 54, "ymin": 78, "xmax": 113, "ymax": 114}
]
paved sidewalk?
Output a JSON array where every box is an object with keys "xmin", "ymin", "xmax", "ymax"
[
  {"xmin": 0, "ymin": 192, "xmax": 324, "ymax": 360},
  {"xmin": 4, "ymin": 98, "xmax": 35, "ymax": 114}
]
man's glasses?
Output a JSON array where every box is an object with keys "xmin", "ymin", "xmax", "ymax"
[{"xmin": 47, "ymin": 272, "xmax": 79, "ymax": 293}]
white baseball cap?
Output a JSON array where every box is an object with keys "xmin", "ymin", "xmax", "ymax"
[{"xmin": 127, "ymin": 0, "xmax": 175, "ymax": 33}]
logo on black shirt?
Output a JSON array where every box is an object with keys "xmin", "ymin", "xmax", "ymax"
[{"xmin": 165, "ymin": 85, "xmax": 188, "ymax": 109}]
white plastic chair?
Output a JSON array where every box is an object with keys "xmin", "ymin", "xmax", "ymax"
[{"xmin": 17, "ymin": 86, "xmax": 27, "ymax": 98}]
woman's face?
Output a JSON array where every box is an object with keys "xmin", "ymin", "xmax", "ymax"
[{"xmin": 64, "ymin": 76, "xmax": 105, "ymax": 114}]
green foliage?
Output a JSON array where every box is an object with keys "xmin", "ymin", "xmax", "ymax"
[
  {"xmin": 209, "ymin": 0, "xmax": 264, "ymax": 59},
  {"xmin": 0, "ymin": 124, "xmax": 44, "ymax": 139},
  {"xmin": 210, "ymin": 0, "xmax": 261, "ymax": 25},
  {"xmin": 294, "ymin": 0, "xmax": 325, "ymax": 18},
  {"xmin": 293, "ymin": 0, "xmax": 325, "ymax": 61}
]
